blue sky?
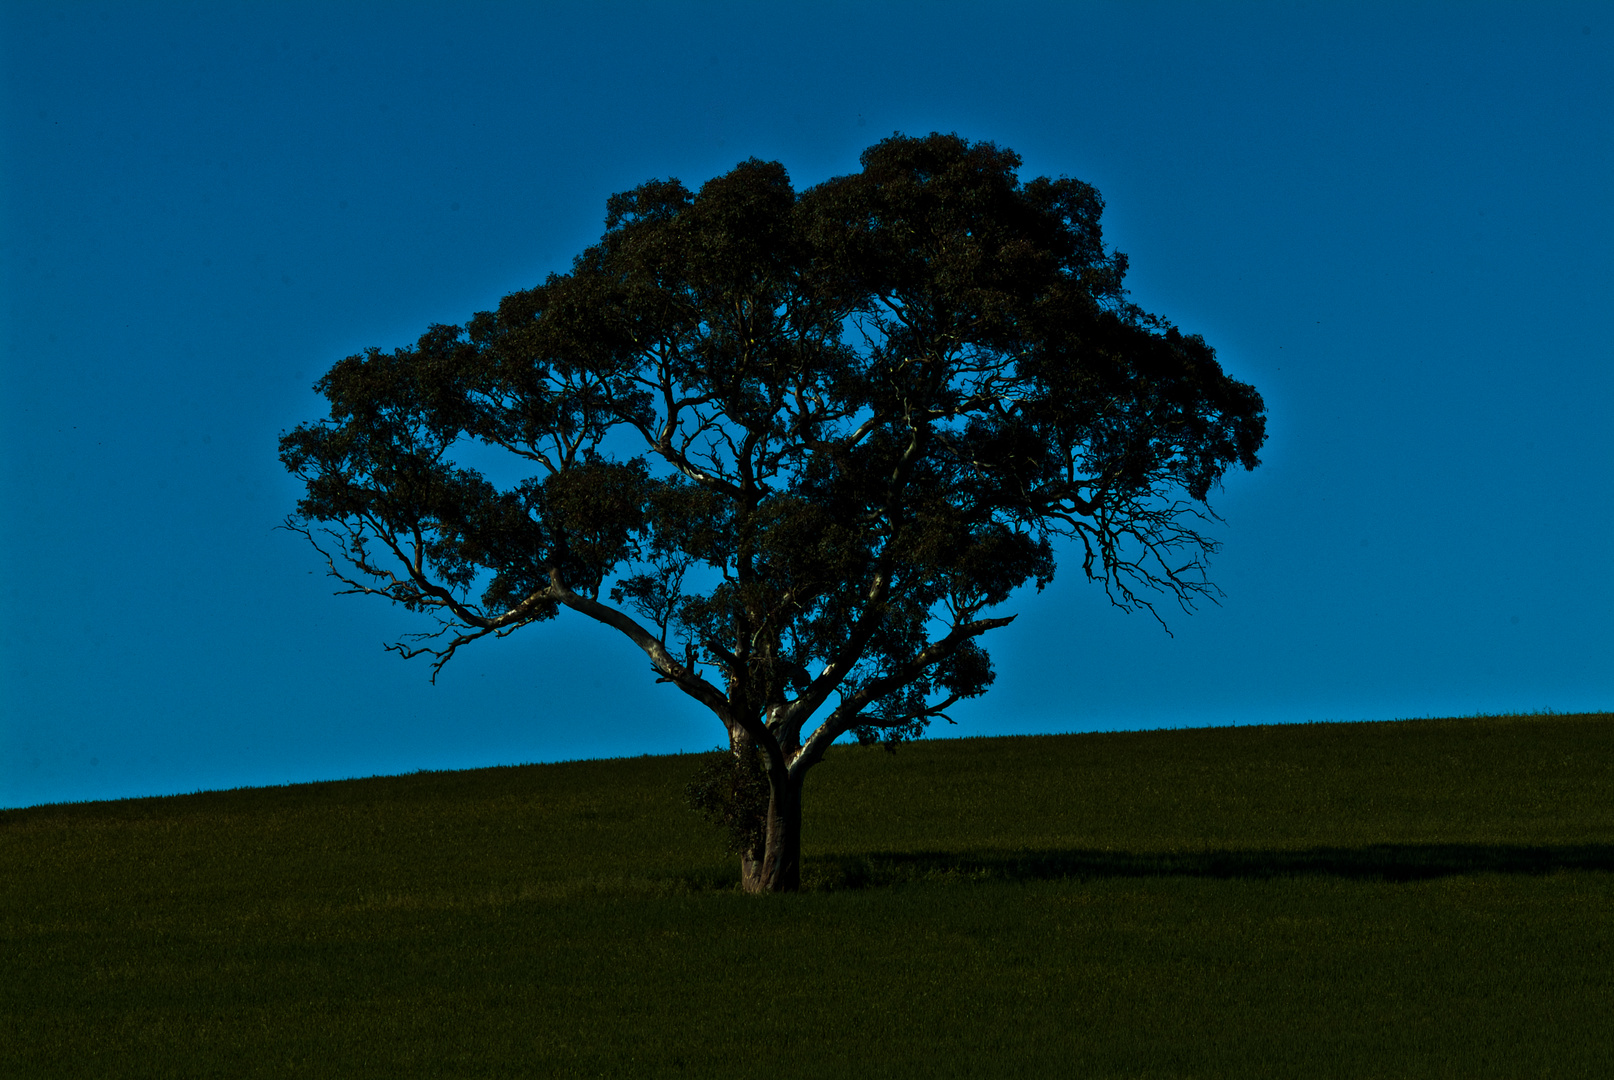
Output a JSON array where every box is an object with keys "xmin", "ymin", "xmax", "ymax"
[{"xmin": 3, "ymin": 2, "xmax": 1609, "ymax": 810}]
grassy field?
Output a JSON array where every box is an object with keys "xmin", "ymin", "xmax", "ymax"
[{"xmin": 4, "ymin": 712, "xmax": 1611, "ymax": 1078}]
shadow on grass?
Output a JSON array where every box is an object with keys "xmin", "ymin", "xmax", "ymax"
[{"xmin": 799, "ymin": 843, "xmax": 1614, "ymax": 891}]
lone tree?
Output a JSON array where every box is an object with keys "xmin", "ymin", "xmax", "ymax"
[{"xmin": 280, "ymin": 133, "xmax": 1265, "ymax": 892}]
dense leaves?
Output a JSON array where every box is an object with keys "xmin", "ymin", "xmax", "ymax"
[{"xmin": 280, "ymin": 133, "xmax": 1266, "ymax": 890}]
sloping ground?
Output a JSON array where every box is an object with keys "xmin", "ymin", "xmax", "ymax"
[{"xmin": 4, "ymin": 713, "xmax": 1611, "ymax": 1078}]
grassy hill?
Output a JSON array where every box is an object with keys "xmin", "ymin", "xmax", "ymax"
[{"xmin": 4, "ymin": 712, "xmax": 1612, "ymax": 1077}]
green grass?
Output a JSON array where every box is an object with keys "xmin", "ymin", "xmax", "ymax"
[{"xmin": 4, "ymin": 712, "xmax": 1612, "ymax": 1078}]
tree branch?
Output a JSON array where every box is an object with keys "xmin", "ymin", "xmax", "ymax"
[
  {"xmin": 546, "ymin": 569, "xmax": 734, "ymax": 722},
  {"xmin": 792, "ymin": 613, "xmax": 1016, "ymax": 777}
]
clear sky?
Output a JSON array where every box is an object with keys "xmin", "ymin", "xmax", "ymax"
[{"xmin": 3, "ymin": 2, "xmax": 1610, "ymax": 810}]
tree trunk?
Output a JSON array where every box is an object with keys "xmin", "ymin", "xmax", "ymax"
[{"xmin": 741, "ymin": 769, "xmax": 803, "ymax": 893}]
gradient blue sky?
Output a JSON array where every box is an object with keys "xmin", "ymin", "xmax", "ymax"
[{"xmin": 3, "ymin": 2, "xmax": 1610, "ymax": 810}]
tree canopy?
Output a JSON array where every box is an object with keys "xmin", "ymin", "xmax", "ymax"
[{"xmin": 280, "ymin": 132, "xmax": 1266, "ymax": 891}]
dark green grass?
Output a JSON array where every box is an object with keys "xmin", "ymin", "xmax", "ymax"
[{"xmin": 5, "ymin": 713, "xmax": 1612, "ymax": 1077}]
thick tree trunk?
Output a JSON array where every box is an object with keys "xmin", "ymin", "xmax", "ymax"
[
  {"xmin": 732, "ymin": 716, "xmax": 807, "ymax": 891},
  {"xmin": 741, "ymin": 770, "xmax": 803, "ymax": 893}
]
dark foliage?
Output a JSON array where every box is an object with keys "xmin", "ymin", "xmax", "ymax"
[
  {"xmin": 684, "ymin": 747, "xmax": 771, "ymax": 856},
  {"xmin": 280, "ymin": 132, "xmax": 1267, "ymax": 889}
]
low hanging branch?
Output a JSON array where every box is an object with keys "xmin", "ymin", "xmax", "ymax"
[{"xmin": 280, "ymin": 132, "xmax": 1266, "ymax": 892}]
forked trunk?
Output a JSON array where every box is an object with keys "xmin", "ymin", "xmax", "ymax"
[
  {"xmin": 741, "ymin": 770, "xmax": 802, "ymax": 893},
  {"xmin": 723, "ymin": 719, "xmax": 804, "ymax": 893}
]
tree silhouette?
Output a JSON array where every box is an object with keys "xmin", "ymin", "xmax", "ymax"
[{"xmin": 280, "ymin": 133, "xmax": 1266, "ymax": 891}]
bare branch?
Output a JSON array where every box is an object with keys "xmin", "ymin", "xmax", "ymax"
[{"xmin": 546, "ymin": 569, "xmax": 734, "ymax": 722}]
